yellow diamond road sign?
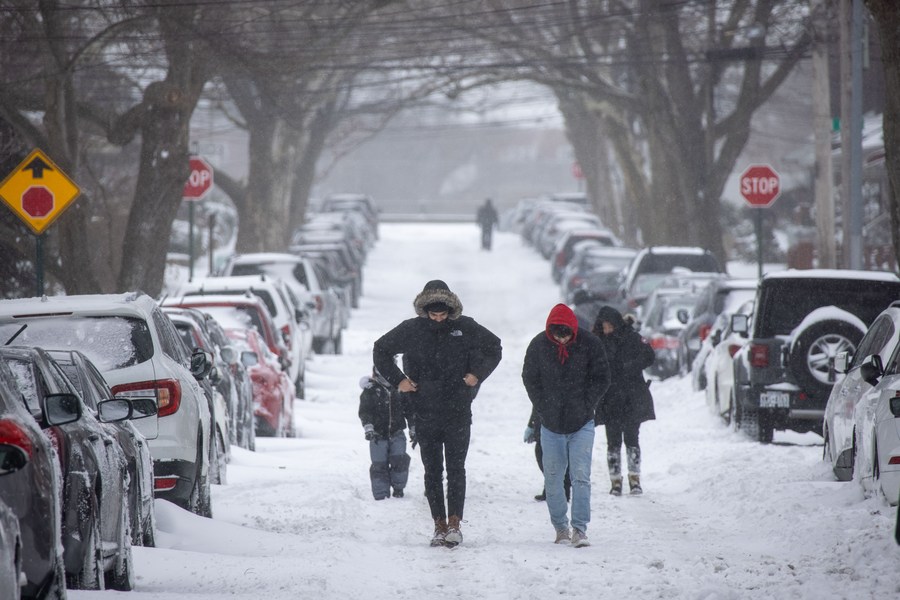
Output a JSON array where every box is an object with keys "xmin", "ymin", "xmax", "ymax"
[{"xmin": 0, "ymin": 149, "xmax": 81, "ymax": 235}]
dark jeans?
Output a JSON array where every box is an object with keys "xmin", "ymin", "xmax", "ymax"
[
  {"xmin": 481, "ymin": 226, "xmax": 493, "ymax": 250},
  {"xmin": 417, "ymin": 417, "xmax": 471, "ymax": 520}
]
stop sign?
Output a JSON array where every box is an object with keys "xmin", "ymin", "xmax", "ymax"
[
  {"xmin": 740, "ymin": 164, "xmax": 781, "ymax": 207},
  {"xmin": 183, "ymin": 156, "xmax": 213, "ymax": 200}
]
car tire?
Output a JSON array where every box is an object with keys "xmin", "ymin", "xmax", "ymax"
[
  {"xmin": 213, "ymin": 429, "xmax": 228, "ymax": 485},
  {"xmin": 188, "ymin": 435, "xmax": 213, "ymax": 518},
  {"xmin": 142, "ymin": 503, "xmax": 157, "ymax": 548},
  {"xmin": 790, "ymin": 319, "xmax": 863, "ymax": 397}
]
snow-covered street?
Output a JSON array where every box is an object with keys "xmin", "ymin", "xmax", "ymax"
[{"xmin": 72, "ymin": 223, "xmax": 900, "ymax": 600}]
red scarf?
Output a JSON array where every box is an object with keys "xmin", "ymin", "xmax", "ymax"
[{"xmin": 544, "ymin": 303, "xmax": 579, "ymax": 364}]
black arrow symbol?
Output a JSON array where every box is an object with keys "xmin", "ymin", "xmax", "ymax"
[{"xmin": 23, "ymin": 156, "xmax": 53, "ymax": 179}]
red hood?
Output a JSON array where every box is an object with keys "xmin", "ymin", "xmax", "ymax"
[{"xmin": 545, "ymin": 303, "xmax": 578, "ymax": 337}]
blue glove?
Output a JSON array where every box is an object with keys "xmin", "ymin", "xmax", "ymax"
[
  {"xmin": 523, "ymin": 426, "xmax": 536, "ymax": 444},
  {"xmin": 363, "ymin": 424, "xmax": 376, "ymax": 441},
  {"xmin": 408, "ymin": 426, "xmax": 418, "ymax": 449}
]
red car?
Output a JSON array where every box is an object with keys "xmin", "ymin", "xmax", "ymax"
[{"xmin": 226, "ymin": 328, "xmax": 295, "ymax": 438}]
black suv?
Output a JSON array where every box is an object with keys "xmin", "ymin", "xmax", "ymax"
[{"xmin": 730, "ymin": 270, "xmax": 900, "ymax": 443}]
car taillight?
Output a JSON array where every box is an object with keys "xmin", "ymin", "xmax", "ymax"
[
  {"xmin": 0, "ymin": 419, "xmax": 33, "ymax": 457},
  {"xmin": 889, "ymin": 456, "xmax": 900, "ymax": 465},
  {"xmin": 649, "ymin": 335, "xmax": 679, "ymax": 350},
  {"xmin": 313, "ymin": 295, "xmax": 324, "ymax": 313},
  {"xmin": 154, "ymin": 476, "xmax": 179, "ymax": 491},
  {"xmin": 727, "ymin": 344, "xmax": 742, "ymax": 358},
  {"xmin": 112, "ymin": 379, "xmax": 181, "ymax": 417},
  {"xmin": 699, "ymin": 324, "xmax": 712, "ymax": 341},
  {"xmin": 749, "ymin": 344, "xmax": 769, "ymax": 368},
  {"xmin": 570, "ymin": 276, "xmax": 583, "ymax": 288},
  {"xmin": 281, "ymin": 324, "xmax": 293, "ymax": 347}
]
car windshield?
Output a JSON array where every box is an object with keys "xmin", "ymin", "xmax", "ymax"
[
  {"xmin": 0, "ymin": 316, "xmax": 153, "ymax": 370},
  {"xmin": 583, "ymin": 254, "xmax": 631, "ymax": 271},
  {"xmin": 632, "ymin": 273, "xmax": 669, "ymax": 296},
  {"xmin": 191, "ymin": 305, "xmax": 266, "ymax": 339},
  {"xmin": 637, "ymin": 252, "xmax": 721, "ymax": 274}
]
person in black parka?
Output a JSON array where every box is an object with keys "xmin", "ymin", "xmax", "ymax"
[
  {"xmin": 592, "ymin": 305, "xmax": 656, "ymax": 496},
  {"xmin": 358, "ymin": 367, "xmax": 413, "ymax": 500},
  {"xmin": 373, "ymin": 280, "xmax": 502, "ymax": 547}
]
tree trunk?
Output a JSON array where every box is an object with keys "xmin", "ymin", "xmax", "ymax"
[{"xmin": 865, "ymin": 0, "xmax": 900, "ymax": 269}]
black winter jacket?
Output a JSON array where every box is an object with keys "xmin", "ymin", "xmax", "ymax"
[
  {"xmin": 596, "ymin": 325, "xmax": 656, "ymax": 425},
  {"xmin": 373, "ymin": 315, "xmax": 502, "ymax": 424},
  {"xmin": 522, "ymin": 328, "xmax": 610, "ymax": 435},
  {"xmin": 358, "ymin": 377, "xmax": 411, "ymax": 438}
]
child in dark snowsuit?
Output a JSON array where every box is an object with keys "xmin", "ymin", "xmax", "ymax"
[{"xmin": 358, "ymin": 367, "xmax": 413, "ymax": 500}]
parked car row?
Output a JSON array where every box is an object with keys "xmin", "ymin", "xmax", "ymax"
[{"xmin": 690, "ymin": 268, "xmax": 900, "ymax": 506}]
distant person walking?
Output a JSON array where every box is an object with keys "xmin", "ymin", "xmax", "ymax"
[
  {"xmin": 373, "ymin": 280, "xmax": 502, "ymax": 547},
  {"xmin": 522, "ymin": 303, "xmax": 609, "ymax": 547},
  {"xmin": 358, "ymin": 367, "xmax": 413, "ymax": 500},
  {"xmin": 476, "ymin": 198, "xmax": 499, "ymax": 250},
  {"xmin": 592, "ymin": 306, "xmax": 656, "ymax": 496}
]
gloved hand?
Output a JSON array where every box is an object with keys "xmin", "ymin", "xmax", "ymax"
[
  {"xmin": 409, "ymin": 426, "xmax": 418, "ymax": 449},
  {"xmin": 523, "ymin": 426, "xmax": 535, "ymax": 444},
  {"xmin": 364, "ymin": 424, "xmax": 376, "ymax": 441}
]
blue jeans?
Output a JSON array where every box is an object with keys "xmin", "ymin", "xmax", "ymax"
[
  {"xmin": 368, "ymin": 431, "xmax": 410, "ymax": 500},
  {"xmin": 540, "ymin": 420, "xmax": 594, "ymax": 533}
]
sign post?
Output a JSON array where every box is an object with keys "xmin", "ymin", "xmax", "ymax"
[
  {"xmin": 182, "ymin": 156, "xmax": 214, "ymax": 281},
  {"xmin": 739, "ymin": 164, "xmax": 781, "ymax": 279},
  {"xmin": 0, "ymin": 149, "xmax": 81, "ymax": 296}
]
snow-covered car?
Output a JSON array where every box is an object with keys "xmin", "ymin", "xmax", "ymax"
[
  {"xmin": 0, "ymin": 357, "xmax": 67, "ymax": 599},
  {"xmin": 226, "ymin": 327, "xmax": 295, "ymax": 438},
  {"xmin": 0, "ymin": 496, "xmax": 22, "ymax": 600},
  {"xmin": 843, "ymin": 351, "xmax": 900, "ymax": 506},
  {"xmin": 638, "ymin": 286, "xmax": 703, "ymax": 379},
  {"xmin": 219, "ymin": 253, "xmax": 343, "ymax": 355},
  {"xmin": 618, "ymin": 246, "xmax": 724, "ymax": 312},
  {"xmin": 702, "ymin": 299, "xmax": 754, "ymax": 420},
  {"xmin": 730, "ymin": 270, "xmax": 900, "ymax": 443},
  {"xmin": 676, "ymin": 277, "xmax": 758, "ymax": 377},
  {"xmin": 50, "ymin": 349, "xmax": 157, "ymax": 548},
  {"xmin": 1, "ymin": 346, "xmax": 134, "ymax": 590},
  {"xmin": 549, "ymin": 228, "xmax": 622, "ymax": 283},
  {"xmin": 176, "ymin": 275, "xmax": 308, "ymax": 396},
  {"xmin": 163, "ymin": 308, "xmax": 232, "ymax": 484},
  {"xmin": 823, "ymin": 302, "xmax": 900, "ymax": 482},
  {"xmin": 0, "ymin": 293, "xmax": 215, "ymax": 518}
]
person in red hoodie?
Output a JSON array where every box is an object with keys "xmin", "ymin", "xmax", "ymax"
[{"xmin": 522, "ymin": 303, "xmax": 610, "ymax": 547}]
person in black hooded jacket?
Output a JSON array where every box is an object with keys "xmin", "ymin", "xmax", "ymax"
[
  {"xmin": 373, "ymin": 280, "xmax": 502, "ymax": 547},
  {"xmin": 592, "ymin": 305, "xmax": 656, "ymax": 496}
]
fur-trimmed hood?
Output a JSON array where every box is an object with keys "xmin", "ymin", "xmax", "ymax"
[{"xmin": 413, "ymin": 279, "xmax": 463, "ymax": 319}]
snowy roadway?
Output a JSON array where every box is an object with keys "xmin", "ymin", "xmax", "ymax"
[{"xmin": 71, "ymin": 223, "xmax": 899, "ymax": 600}]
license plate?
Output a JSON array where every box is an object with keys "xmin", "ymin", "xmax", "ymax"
[{"xmin": 759, "ymin": 391, "xmax": 790, "ymax": 409}]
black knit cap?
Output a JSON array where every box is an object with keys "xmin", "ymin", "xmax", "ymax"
[{"xmin": 422, "ymin": 280, "xmax": 449, "ymax": 292}]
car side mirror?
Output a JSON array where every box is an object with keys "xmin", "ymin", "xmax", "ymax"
[
  {"xmin": 209, "ymin": 365, "xmax": 222, "ymax": 385},
  {"xmin": 126, "ymin": 397, "xmax": 158, "ymax": 420},
  {"xmin": 0, "ymin": 444, "xmax": 28, "ymax": 476},
  {"xmin": 219, "ymin": 345, "xmax": 238, "ymax": 366},
  {"xmin": 860, "ymin": 354, "xmax": 884, "ymax": 387},
  {"xmin": 190, "ymin": 348, "xmax": 213, "ymax": 380},
  {"xmin": 241, "ymin": 351, "xmax": 259, "ymax": 367},
  {"xmin": 98, "ymin": 398, "xmax": 132, "ymax": 423},
  {"xmin": 731, "ymin": 314, "xmax": 749, "ymax": 336},
  {"xmin": 676, "ymin": 308, "xmax": 690, "ymax": 325},
  {"xmin": 43, "ymin": 393, "xmax": 81, "ymax": 426}
]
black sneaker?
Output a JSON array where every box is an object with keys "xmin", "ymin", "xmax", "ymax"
[
  {"xmin": 534, "ymin": 490, "xmax": 546, "ymax": 501},
  {"xmin": 392, "ymin": 488, "xmax": 404, "ymax": 498}
]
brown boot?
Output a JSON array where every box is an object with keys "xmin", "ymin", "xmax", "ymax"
[
  {"xmin": 444, "ymin": 515, "xmax": 463, "ymax": 547},
  {"xmin": 628, "ymin": 473, "xmax": 642, "ymax": 495},
  {"xmin": 430, "ymin": 518, "xmax": 448, "ymax": 547}
]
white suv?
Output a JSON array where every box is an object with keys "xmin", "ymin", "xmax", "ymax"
[
  {"xmin": 219, "ymin": 253, "xmax": 344, "ymax": 354},
  {"xmin": 0, "ymin": 292, "xmax": 214, "ymax": 517},
  {"xmin": 175, "ymin": 274, "xmax": 308, "ymax": 396}
]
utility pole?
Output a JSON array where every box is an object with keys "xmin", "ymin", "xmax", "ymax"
[
  {"xmin": 839, "ymin": 0, "xmax": 864, "ymax": 269},
  {"xmin": 812, "ymin": 0, "xmax": 836, "ymax": 268}
]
